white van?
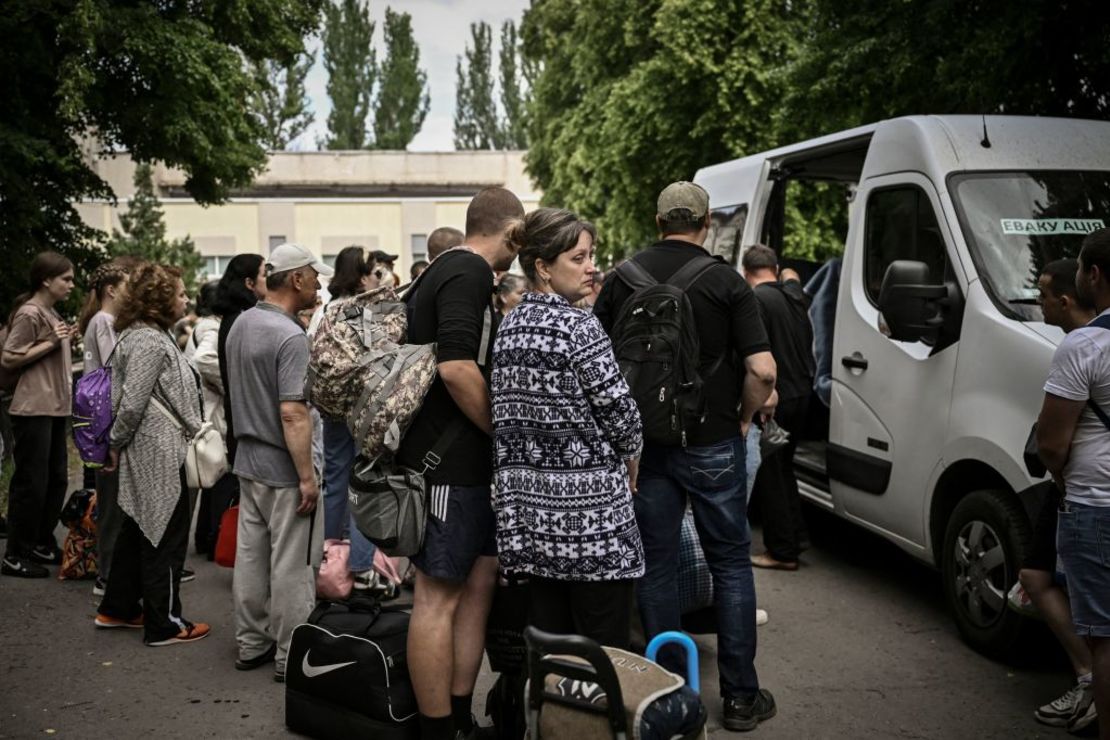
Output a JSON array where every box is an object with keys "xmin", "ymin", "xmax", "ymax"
[{"xmin": 694, "ymin": 115, "xmax": 1110, "ymax": 657}]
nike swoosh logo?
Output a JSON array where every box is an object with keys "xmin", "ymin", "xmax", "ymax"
[{"xmin": 301, "ymin": 650, "xmax": 357, "ymax": 678}]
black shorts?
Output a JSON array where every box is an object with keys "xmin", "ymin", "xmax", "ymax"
[
  {"xmin": 1023, "ymin": 486, "xmax": 1062, "ymax": 572},
  {"xmin": 411, "ymin": 483, "xmax": 497, "ymax": 583}
]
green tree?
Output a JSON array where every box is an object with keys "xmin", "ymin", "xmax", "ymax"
[
  {"xmin": 499, "ymin": 21, "xmax": 528, "ymax": 149},
  {"xmin": 522, "ymin": 0, "xmax": 808, "ymax": 259},
  {"xmin": 104, "ymin": 164, "xmax": 204, "ymax": 292},
  {"xmin": 0, "ymin": 0, "xmax": 322, "ymax": 318},
  {"xmin": 321, "ymin": 0, "xmax": 376, "ymax": 150},
  {"xmin": 372, "ymin": 8, "xmax": 430, "ymax": 150},
  {"xmin": 454, "ymin": 22, "xmax": 502, "ymax": 150},
  {"xmin": 781, "ymin": 0, "xmax": 1110, "ymax": 141},
  {"xmin": 251, "ymin": 51, "xmax": 317, "ymax": 151}
]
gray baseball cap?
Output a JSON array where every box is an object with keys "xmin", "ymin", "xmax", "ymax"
[
  {"xmin": 657, "ymin": 181, "xmax": 710, "ymax": 221},
  {"xmin": 266, "ymin": 243, "xmax": 334, "ymax": 277}
]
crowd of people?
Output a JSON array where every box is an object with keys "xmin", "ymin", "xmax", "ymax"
[{"xmin": 2, "ymin": 181, "xmax": 1109, "ymax": 738}]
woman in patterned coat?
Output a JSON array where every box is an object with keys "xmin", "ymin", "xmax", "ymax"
[
  {"xmin": 97, "ymin": 263, "xmax": 210, "ymax": 646},
  {"xmin": 492, "ymin": 207, "xmax": 644, "ymax": 649}
]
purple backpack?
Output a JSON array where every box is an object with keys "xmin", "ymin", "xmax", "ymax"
[{"xmin": 73, "ymin": 364, "xmax": 114, "ymax": 468}]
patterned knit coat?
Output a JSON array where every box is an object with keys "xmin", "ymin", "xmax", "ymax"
[
  {"xmin": 110, "ymin": 326, "xmax": 202, "ymax": 547},
  {"xmin": 491, "ymin": 292, "xmax": 645, "ymax": 581}
]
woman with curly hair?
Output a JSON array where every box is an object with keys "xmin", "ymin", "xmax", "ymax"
[{"xmin": 96, "ymin": 263, "xmax": 210, "ymax": 645}]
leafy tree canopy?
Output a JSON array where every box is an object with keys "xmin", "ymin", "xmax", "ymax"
[
  {"xmin": 522, "ymin": 0, "xmax": 1110, "ymax": 263},
  {"xmin": 251, "ymin": 51, "xmax": 317, "ymax": 151},
  {"xmin": 104, "ymin": 164, "xmax": 204, "ymax": 293},
  {"xmin": 0, "ymin": 0, "xmax": 322, "ymax": 317},
  {"xmin": 455, "ymin": 22, "xmax": 502, "ymax": 150},
  {"xmin": 321, "ymin": 0, "xmax": 376, "ymax": 149},
  {"xmin": 373, "ymin": 8, "xmax": 430, "ymax": 150}
]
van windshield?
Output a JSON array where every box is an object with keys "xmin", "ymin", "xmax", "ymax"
[{"xmin": 950, "ymin": 172, "xmax": 1110, "ymax": 321}]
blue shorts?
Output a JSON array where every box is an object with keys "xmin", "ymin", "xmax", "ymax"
[
  {"xmin": 1057, "ymin": 500, "xmax": 1110, "ymax": 638},
  {"xmin": 411, "ymin": 484, "xmax": 497, "ymax": 583}
]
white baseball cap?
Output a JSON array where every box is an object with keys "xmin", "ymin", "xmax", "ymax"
[{"xmin": 266, "ymin": 243, "xmax": 334, "ymax": 277}]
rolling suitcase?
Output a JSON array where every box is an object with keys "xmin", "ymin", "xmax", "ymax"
[
  {"xmin": 524, "ymin": 627, "xmax": 706, "ymax": 740},
  {"xmin": 285, "ymin": 600, "xmax": 418, "ymax": 739}
]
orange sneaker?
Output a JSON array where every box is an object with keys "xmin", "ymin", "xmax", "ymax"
[
  {"xmin": 146, "ymin": 621, "xmax": 210, "ymax": 646},
  {"xmin": 94, "ymin": 613, "xmax": 144, "ymax": 629}
]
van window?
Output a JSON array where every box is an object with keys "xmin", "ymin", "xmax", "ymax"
[
  {"xmin": 864, "ymin": 187, "xmax": 948, "ymax": 305},
  {"xmin": 706, "ymin": 204, "xmax": 747, "ymax": 265}
]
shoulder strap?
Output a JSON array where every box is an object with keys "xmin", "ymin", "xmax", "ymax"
[
  {"xmin": 419, "ymin": 416, "xmax": 467, "ymax": 474},
  {"xmin": 1085, "ymin": 314, "xmax": 1110, "ymax": 431},
  {"xmin": 666, "ymin": 254, "xmax": 725, "ymax": 293},
  {"xmin": 1088, "ymin": 313, "xmax": 1110, "ymax": 331},
  {"xmin": 614, "ymin": 260, "xmax": 657, "ymax": 291}
]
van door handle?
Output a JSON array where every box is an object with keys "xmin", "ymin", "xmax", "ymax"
[{"xmin": 841, "ymin": 354, "xmax": 869, "ymax": 371}]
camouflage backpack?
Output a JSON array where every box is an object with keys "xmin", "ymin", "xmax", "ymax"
[{"xmin": 306, "ymin": 284, "xmax": 437, "ymax": 463}]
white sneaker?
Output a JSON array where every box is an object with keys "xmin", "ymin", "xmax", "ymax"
[{"xmin": 756, "ymin": 609, "xmax": 769, "ymax": 626}]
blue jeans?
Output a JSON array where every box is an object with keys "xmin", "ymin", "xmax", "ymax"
[
  {"xmin": 636, "ymin": 436, "xmax": 759, "ymax": 699},
  {"xmin": 322, "ymin": 418, "xmax": 376, "ymax": 572},
  {"xmin": 1057, "ymin": 500, "xmax": 1110, "ymax": 637}
]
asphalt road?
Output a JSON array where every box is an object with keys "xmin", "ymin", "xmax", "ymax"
[{"xmin": 0, "ymin": 506, "xmax": 1072, "ymax": 739}]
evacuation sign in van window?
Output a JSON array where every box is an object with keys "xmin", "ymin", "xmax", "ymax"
[{"xmin": 1000, "ymin": 218, "xmax": 1105, "ymax": 235}]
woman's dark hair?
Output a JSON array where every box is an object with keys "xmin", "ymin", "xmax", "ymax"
[
  {"xmin": 329, "ymin": 245, "xmax": 370, "ymax": 298},
  {"xmin": 195, "ymin": 280, "xmax": 219, "ymax": 317},
  {"xmin": 212, "ymin": 254, "xmax": 264, "ymax": 316},
  {"xmin": 506, "ymin": 208, "xmax": 596, "ymax": 283},
  {"xmin": 116, "ymin": 263, "xmax": 183, "ymax": 332},
  {"xmin": 10, "ymin": 251, "xmax": 75, "ymax": 322}
]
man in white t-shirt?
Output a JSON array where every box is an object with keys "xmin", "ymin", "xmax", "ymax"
[{"xmin": 1038, "ymin": 227, "xmax": 1110, "ymax": 738}]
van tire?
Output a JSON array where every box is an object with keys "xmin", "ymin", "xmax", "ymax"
[{"xmin": 941, "ymin": 489, "xmax": 1032, "ymax": 660}]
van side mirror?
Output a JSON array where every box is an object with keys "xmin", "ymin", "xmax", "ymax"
[{"xmin": 878, "ymin": 260, "xmax": 948, "ymax": 343}]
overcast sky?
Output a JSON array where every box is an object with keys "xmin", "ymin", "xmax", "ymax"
[{"xmin": 291, "ymin": 0, "xmax": 532, "ymax": 152}]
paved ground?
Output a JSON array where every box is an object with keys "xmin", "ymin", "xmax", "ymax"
[{"xmin": 0, "ymin": 505, "xmax": 1072, "ymax": 739}]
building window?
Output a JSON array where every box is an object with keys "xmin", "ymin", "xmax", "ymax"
[
  {"xmin": 202, "ymin": 255, "xmax": 233, "ymax": 278},
  {"xmin": 411, "ymin": 233, "xmax": 428, "ymax": 261},
  {"xmin": 269, "ymin": 235, "xmax": 286, "ymax": 252}
]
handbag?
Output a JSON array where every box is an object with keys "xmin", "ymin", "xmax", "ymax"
[
  {"xmin": 349, "ymin": 418, "xmax": 464, "ymax": 557},
  {"xmin": 150, "ymin": 395, "xmax": 229, "ymax": 490},
  {"xmin": 214, "ymin": 504, "xmax": 239, "ymax": 567}
]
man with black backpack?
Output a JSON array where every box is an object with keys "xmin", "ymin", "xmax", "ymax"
[{"xmin": 594, "ymin": 181, "xmax": 778, "ymax": 732}]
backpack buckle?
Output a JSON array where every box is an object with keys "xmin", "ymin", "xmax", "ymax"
[{"xmin": 422, "ymin": 451, "xmax": 442, "ymax": 472}]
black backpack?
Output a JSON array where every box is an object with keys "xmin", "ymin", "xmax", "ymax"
[{"xmin": 611, "ymin": 254, "xmax": 726, "ymax": 447}]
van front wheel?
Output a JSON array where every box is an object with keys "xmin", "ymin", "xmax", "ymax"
[{"xmin": 941, "ymin": 489, "xmax": 1032, "ymax": 659}]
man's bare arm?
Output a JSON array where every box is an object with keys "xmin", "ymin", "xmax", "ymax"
[
  {"xmin": 1036, "ymin": 393, "xmax": 1086, "ymax": 488},
  {"xmin": 740, "ymin": 350, "xmax": 776, "ymax": 434},
  {"xmin": 280, "ymin": 400, "xmax": 318, "ymax": 514},
  {"xmin": 439, "ymin": 359, "xmax": 492, "ymax": 435}
]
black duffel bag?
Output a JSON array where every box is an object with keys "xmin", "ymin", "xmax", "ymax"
[{"xmin": 286, "ymin": 600, "xmax": 418, "ymax": 739}]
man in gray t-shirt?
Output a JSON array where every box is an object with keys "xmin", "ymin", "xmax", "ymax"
[
  {"xmin": 225, "ymin": 243, "xmax": 332, "ymax": 680},
  {"xmin": 227, "ymin": 303, "xmax": 310, "ymax": 488}
]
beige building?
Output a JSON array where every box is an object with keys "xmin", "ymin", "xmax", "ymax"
[{"xmin": 77, "ymin": 151, "xmax": 541, "ymax": 281}]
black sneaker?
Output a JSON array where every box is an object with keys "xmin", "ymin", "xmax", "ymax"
[
  {"xmin": 2, "ymin": 556, "xmax": 49, "ymax": 578},
  {"xmin": 30, "ymin": 545, "xmax": 61, "ymax": 565},
  {"xmin": 722, "ymin": 689, "xmax": 777, "ymax": 732},
  {"xmin": 178, "ymin": 568, "xmax": 195, "ymax": 583},
  {"xmin": 235, "ymin": 642, "xmax": 277, "ymax": 671}
]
